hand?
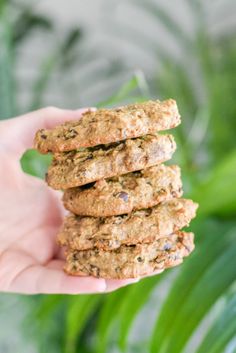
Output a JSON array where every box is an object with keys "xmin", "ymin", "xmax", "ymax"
[{"xmin": 0, "ymin": 107, "xmax": 140, "ymax": 294}]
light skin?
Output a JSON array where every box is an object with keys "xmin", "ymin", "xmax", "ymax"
[{"xmin": 0, "ymin": 107, "xmax": 162, "ymax": 295}]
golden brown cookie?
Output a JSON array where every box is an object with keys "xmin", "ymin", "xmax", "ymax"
[
  {"xmin": 64, "ymin": 231, "xmax": 194, "ymax": 279},
  {"xmin": 57, "ymin": 198, "xmax": 198, "ymax": 251},
  {"xmin": 46, "ymin": 134, "xmax": 176, "ymax": 190},
  {"xmin": 63, "ymin": 164, "xmax": 183, "ymax": 217},
  {"xmin": 34, "ymin": 99, "xmax": 180, "ymax": 153}
]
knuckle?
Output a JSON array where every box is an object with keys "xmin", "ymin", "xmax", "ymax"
[{"xmin": 44, "ymin": 106, "xmax": 60, "ymax": 115}]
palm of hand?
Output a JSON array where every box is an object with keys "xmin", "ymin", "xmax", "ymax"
[
  {"xmin": 0, "ymin": 154, "xmax": 63, "ymax": 293},
  {"xmin": 0, "ymin": 108, "xmax": 139, "ymax": 294}
]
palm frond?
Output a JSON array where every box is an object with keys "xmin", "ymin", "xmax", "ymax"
[
  {"xmin": 65, "ymin": 295, "xmax": 101, "ymax": 353},
  {"xmin": 196, "ymin": 292, "xmax": 236, "ymax": 353},
  {"xmin": 13, "ymin": 13, "xmax": 52, "ymax": 45},
  {"xmin": 96, "ymin": 287, "xmax": 129, "ymax": 353},
  {"xmin": 0, "ymin": 5, "xmax": 15, "ymax": 119},
  {"xmin": 118, "ymin": 275, "xmax": 163, "ymax": 351},
  {"xmin": 191, "ymin": 150, "xmax": 236, "ymax": 216},
  {"xmin": 97, "ymin": 70, "xmax": 149, "ymax": 108},
  {"xmin": 149, "ymin": 220, "xmax": 236, "ymax": 353}
]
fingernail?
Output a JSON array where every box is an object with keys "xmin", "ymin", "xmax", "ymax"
[
  {"xmin": 132, "ymin": 278, "xmax": 140, "ymax": 283},
  {"xmin": 97, "ymin": 280, "xmax": 107, "ymax": 292},
  {"xmin": 76, "ymin": 107, "xmax": 97, "ymax": 113}
]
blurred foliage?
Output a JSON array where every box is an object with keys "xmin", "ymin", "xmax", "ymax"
[
  {"xmin": 1, "ymin": 0, "xmax": 236, "ymax": 352},
  {"xmin": 0, "ymin": 0, "xmax": 83, "ymax": 118}
]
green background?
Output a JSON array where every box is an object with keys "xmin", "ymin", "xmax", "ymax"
[{"xmin": 1, "ymin": 1, "xmax": 236, "ymax": 352}]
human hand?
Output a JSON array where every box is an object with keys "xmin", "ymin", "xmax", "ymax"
[{"xmin": 0, "ymin": 107, "xmax": 144, "ymax": 294}]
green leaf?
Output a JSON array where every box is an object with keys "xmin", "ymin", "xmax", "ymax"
[
  {"xmin": 30, "ymin": 54, "xmax": 57, "ymax": 110},
  {"xmin": 153, "ymin": 59, "xmax": 201, "ymax": 172},
  {"xmin": 150, "ymin": 221, "xmax": 236, "ymax": 353},
  {"xmin": 96, "ymin": 287, "xmax": 129, "ymax": 353},
  {"xmin": 13, "ymin": 12, "xmax": 52, "ymax": 44},
  {"xmin": 0, "ymin": 5, "xmax": 15, "ymax": 119},
  {"xmin": 191, "ymin": 150, "xmax": 236, "ymax": 216},
  {"xmin": 21, "ymin": 149, "xmax": 52, "ymax": 178},
  {"xmin": 165, "ymin": 240, "xmax": 236, "ymax": 352},
  {"xmin": 118, "ymin": 275, "xmax": 163, "ymax": 351},
  {"xmin": 196, "ymin": 292, "xmax": 236, "ymax": 353},
  {"xmin": 22, "ymin": 295, "xmax": 67, "ymax": 353},
  {"xmin": 96, "ymin": 71, "xmax": 149, "ymax": 108},
  {"xmin": 61, "ymin": 28, "xmax": 83, "ymax": 54},
  {"xmin": 65, "ymin": 295, "xmax": 101, "ymax": 353},
  {"xmin": 30, "ymin": 28, "xmax": 82, "ymax": 110},
  {"xmin": 36, "ymin": 295, "xmax": 64, "ymax": 321},
  {"xmin": 60, "ymin": 28, "xmax": 83, "ymax": 68},
  {"xmin": 207, "ymin": 48, "xmax": 236, "ymax": 159}
]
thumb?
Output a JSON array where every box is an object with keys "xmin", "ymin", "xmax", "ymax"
[{"xmin": 0, "ymin": 106, "xmax": 95, "ymax": 158}]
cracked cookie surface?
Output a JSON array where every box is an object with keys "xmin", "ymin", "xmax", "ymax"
[
  {"xmin": 63, "ymin": 164, "xmax": 183, "ymax": 216},
  {"xmin": 64, "ymin": 231, "xmax": 194, "ymax": 279},
  {"xmin": 34, "ymin": 99, "xmax": 180, "ymax": 153},
  {"xmin": 46, "ymin": 134, "xmax": 176, "ymax": 189},
  {"xmin": 58, "ymin": 198, "xmax": 198, "ymax": 251}
]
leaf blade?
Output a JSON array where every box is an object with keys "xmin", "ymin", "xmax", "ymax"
[
  {"xmin": 65, "ymin": 295, "xmax": 101, "ymax": 353},
  {"xmin": 150, "ymin": 220, "xmax": 236, "ymax": 353},
  {"xmin": 118, "ymin": 275, "xmax": 163, "ymax": 351}
]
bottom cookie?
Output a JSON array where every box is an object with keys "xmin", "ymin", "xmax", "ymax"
[{"xmin": 64, "ymin": 231, "xmax": 194, "ymax": 279}]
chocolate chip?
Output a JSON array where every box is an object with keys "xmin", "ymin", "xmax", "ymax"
[
  {"xmin": 100, "ymin": 141, "xmax": 120, "ymax": 151},
  {"xmin": 89, "ymin": 264, "xmax": 100, "ymax": 277},
  {"xmin": 41, "ymin": 134, "xmax": 47, "ymax": 139},
  {"xmin": 72, "ymin": 253, "xmax": 78, "ymax": 262},
  {"xmin": 85, "ymin": 153, "xmax": 93, "ymax": 161},
  {"xmin": 163, "ymin": 243, "xmax": 172, "ymax": 251},
  {"xmin": 80, "ymin": 181, "xmax": 95, "ymax": 190},
  {"xmin": 117, "ymin": 191, "xmax": 129, "ymax": 202},
  {"xmin": 144, "ymin": 208, "xmax": 152, "ymax": 216},
  {"xmin": 64, "ymin": 128, "xmax": 78, "ymax": 140},
  {"xmin": 115, "ymin": 266, "xmax": 121, "ymax": 273},
  {"xmin": 136, "ymin": 256, "xmax": 143, "ymax": 262}
]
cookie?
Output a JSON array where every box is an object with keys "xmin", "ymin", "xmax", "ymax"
[
  {"xmin": 63, "ymin": 164, "xmax": 183, "ymax": 217},
  {"xmin": 34, "ymin": 99, "xmax": 180, "ymax": 153},
  {"xmin": 64, "ymin": 231, "xmax": 194, "ymax": 279},
  {"xmin": 57, "ymin": 198, "xmax": 198, "ymax": 251},
  {"xmin": 46, "ymin": 134, "xmax": 176, "ymax": 190}
]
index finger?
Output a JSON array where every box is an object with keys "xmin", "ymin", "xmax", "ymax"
[{"xmin": 6, "ymin": 260, "xmax": 106, "ymax": 294}]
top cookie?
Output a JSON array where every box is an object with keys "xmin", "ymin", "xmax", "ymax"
[{"xmin": 34, "ymin": 99, "xmax": 180, "ymax": 153}]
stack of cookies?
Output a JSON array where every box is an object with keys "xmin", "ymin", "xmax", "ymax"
[{"xmin": 34, "ymin": 99, "xmax": 198, "ymax": 279}]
